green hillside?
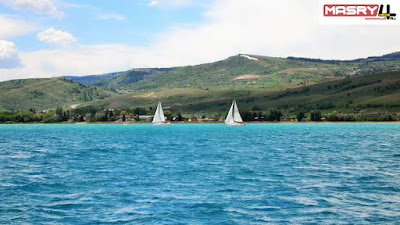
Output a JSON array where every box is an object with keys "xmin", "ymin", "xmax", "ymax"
[
  {"xmin": 0, "ymin": 77, "xmax": 116, "ymax": 111},
  {"xmin": 69, "ymin": 53, "xmax": 400, "ymax": 92},
  {"xmin": 83, "ymin": 71, "xmax": 400, "ymax": 116},
  {"xmin": 130, "ymin": 54, "xmax": 400, "ymax": 91},
  {"xmin": 1, "ymin": 52, "xmax": 400, "ymax": 116}
]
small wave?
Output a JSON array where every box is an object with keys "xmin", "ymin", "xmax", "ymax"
[
  {"xmin": 190, "ymin": 202, "xmax": 223, "ymax": 209},
  {"xmin": 280, "ymin": 196, "xmax": 319, "ymax": 206},
  {"xmin": 246, "ymin": 205, "xmax": 281, "ymax": 211},
  {"xmin": 9, "ymin": 153, "xmax": 32, "ymax": 159},
  {"xmin": 225, "ymin": 208, "xmax": 268, "ymax": 216},
  {"xmin": 41, "ymin": 200, "xmax": 88, "ymax": 209}
]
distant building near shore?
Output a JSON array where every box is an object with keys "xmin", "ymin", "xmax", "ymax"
[
  {"xmin": 139, "ymin": 115, "xmax": 154, "ymax": 121},
  {"xmin": 280, "ymin": 116, "xmax": 296, "ymax": 122},
  {"xmin": 117, "ymin": 115, "xmax": 134, "ymax": 121}
]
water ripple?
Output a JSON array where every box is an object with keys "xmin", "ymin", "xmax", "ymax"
[{"xmin": 1, "ymin": 123, "xmax": 400, "ymax": 223}]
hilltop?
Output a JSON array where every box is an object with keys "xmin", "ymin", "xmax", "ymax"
[{"xmin": 66, "ymin": 68, "xmax": 175, "ymax": 91}]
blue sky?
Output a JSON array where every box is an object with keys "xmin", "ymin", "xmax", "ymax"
[
  {"xmin": 1, "ymin": 0, "xmax": 209, "ymax": 50},
  {"xmin": 0, "ymin": 0, "xmax": 399, "ymax": 81}
]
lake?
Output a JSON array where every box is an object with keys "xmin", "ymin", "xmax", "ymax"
[{"xmin": 1, "ymin": 123, "xmax": 400, "ymax": 224}]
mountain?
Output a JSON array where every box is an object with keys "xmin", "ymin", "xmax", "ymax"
[
  {"xmin": 129, "ymin": 53, "xmax": 400, "ymax": 91},
  {"xmin": 69, "ymin": 52, "xmax": 400, "ymax": 92},
  {"xmin": 82, "ymin": 71, "xmax": 400, "ymax": 115},
  {"xmin": 0, "ymin": 77, "xmax": 116, "ymax": 111},
  {"xmin": 1, "ymin": 52, "xmax": 400, "ymax": 114}
]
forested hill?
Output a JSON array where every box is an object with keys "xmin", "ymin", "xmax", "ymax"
[
  {"xmin": 1, "ymin": 52, "xmax": 400, "ymax": 113},
  {"xmin": 81, "ymin": 71, "xmax": 400, "ymax": 116},
  {"xmin": 129, "ymin": 53, "xmax": 400, "ymax": 91},
  {"xmin": 0, "ymin": 77, "xmax": 115, "ymax": 111}
]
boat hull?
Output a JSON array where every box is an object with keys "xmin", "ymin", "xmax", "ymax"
[
  {"xmin": 226, "ymin": 122, "xmax": 246, "ymax": 126},
  {"xmin": 152, "ymin": 122, "xmax": 171, "ymax": 125}
]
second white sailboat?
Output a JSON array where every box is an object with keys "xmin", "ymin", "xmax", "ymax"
[
  {"xmin": 225, "ymin": 100, "xmax": 245, "ymax": 126},
  {"xmin": 152, "ymin": 101, "xmax": 170, "ymax": 125}
]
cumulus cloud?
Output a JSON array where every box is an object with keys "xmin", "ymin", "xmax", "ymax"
[
  {"xmin": 0, "ymin": 44, "xmax": 139, "ymax": 81},
  {"xmin": 0, "ymin": 0, "xmax": 63, "ymax": 17},
  {"xmin": 36, "ymin": 28, "xmax": 77, "ymax": 46},
  {"xmin": 0, "ymin": 15, "xmax": 37, "ymax": 39},
  {"xmin": 0, "ymin": 40, "xmax": 21, "ymax": 69}
]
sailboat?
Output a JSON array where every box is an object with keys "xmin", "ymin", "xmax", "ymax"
[
  {"xmin": 152, "ymin": 101, "xmax": 170, "ymax": 125},
  {"xmin": 225, "ymin": 100, "xmax": 245, "ymax": 126}
]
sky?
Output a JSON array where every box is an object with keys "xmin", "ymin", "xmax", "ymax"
[{"xmin": 0, "ymin": 0, "xmax": 400, "ymax": 81}]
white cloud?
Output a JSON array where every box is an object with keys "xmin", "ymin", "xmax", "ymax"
[
  {"xmin": 96, "ymin": 13, "xmax": 126, "ymax": 21},
  {"xmin": 0, "ymin": 40, "xmax": 21, "ymax": 69},
  {"xmin": 36, "ymin": 28, "xmax": 77, "ymax": 46},
  {"xmin": 2, "ymin": 0, "xmax": 400, "ymax": 81},
  {"xmin": 148, "ymin": 0, "xmax": 158, "ymax": 7},
  {"xmin": 0, "ymin": 15, "xmax": 37, "ymax": 39},
  {"xmin": 0, "ymin": 0, "xmax": 63, "ymax": 17},
  {"xmin": 143, "ymin": 0, "xmax": 400, "ymax": 62},
  {"xmin": 0, "ymin": 44, "xmax": 139, "ymax": 80}
]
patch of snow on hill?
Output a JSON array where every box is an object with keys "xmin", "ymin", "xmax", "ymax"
[{"xmin": 240, "ymin": 54, "xmax": 259, "ymax": 61}]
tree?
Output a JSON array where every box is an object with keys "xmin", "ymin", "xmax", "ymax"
[
  {"xmin": 267, "ymin": 109, "xmax": 283, "ymax": 121},
  {"xmin": 41, "ymin": 111, "xmax": 58, "ymax": 123},
  {"xmin": 241, "ymin": 111, "xmax": 253, "ymax": 121},
  {"xmin": 252, "ymin": 105, "xmax": 262, "ymax": 111},
  {"xmin": 134, "ymin": 107, "xmax": 147, "ymax": 116},
  {"xmin": 326, "ymin": 110, "xmax": 339, "ymax": 121},
  {"xmin": 177, "ymin": 113, "xmax": 184, "ymax": 121},
  {"xmin": 297, "ymin": 111, "xmax": 306, "ymax": 122},
  {"xmin": 310, "ymin": 110, "xmax": 322, "ymax": 121},
  {"xmin": 55, "ymin": 106, "xmax": 67, "ymax": 121},
  {"xmin": 78, "ymin": 114, "xmax": 84, "ymax": 122},
  {"xmin": 164, "ymin": 111, "xmax": 173, "ymax": 120}
]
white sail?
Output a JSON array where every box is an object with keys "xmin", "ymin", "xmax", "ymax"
[
  {"xmin": 152, "ymin": 101, "xmax": 166, "ymax": 124},
  {"xmin": 233, "ymin": 100, "xmax": 243, "ymax": 123},
  {"xmin": 225, "ymin": 100, "xmax": 245, "ymax": 125},
  {"xmin": 225, "ymin": 102, "xmax": 235, "ymax": 125}
]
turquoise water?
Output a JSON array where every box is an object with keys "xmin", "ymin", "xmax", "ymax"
[{"xmin": 1, "ymin": 123, "xmax": 400, "ymax": 224}]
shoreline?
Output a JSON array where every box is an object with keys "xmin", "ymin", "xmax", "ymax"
[{"xmin": 1, "ymin": 121, "xmax": 400, "ymax": 125}]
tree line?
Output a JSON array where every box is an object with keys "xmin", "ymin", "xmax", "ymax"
[{"xmin": 0, "ymin": 106, "xmax": 398, "ymax": 123}]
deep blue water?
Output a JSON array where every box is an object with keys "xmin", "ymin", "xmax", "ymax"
[{"xmin": 1, "ymin": 123, "xmax": 400, "ymax": 224}]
